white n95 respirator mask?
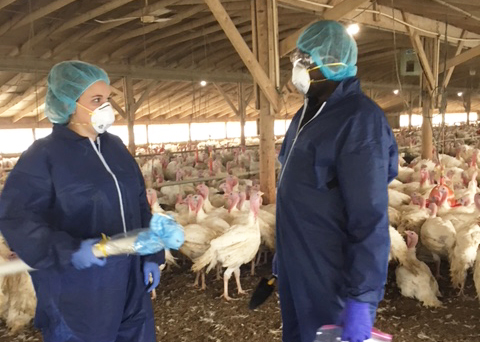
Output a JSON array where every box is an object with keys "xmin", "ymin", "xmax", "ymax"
[
  {"xmin": 90, "ymin": 102, "xmax": 115, "ymax": 134},
  {"xmin": 77, "ymin": 102, "xmax": 115, "ymax": 134},
  {"xmin": 291, "ymin": 63, "xmax": 312, "ymax": 95}
]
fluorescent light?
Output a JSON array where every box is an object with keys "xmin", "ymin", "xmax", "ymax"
[
  {"xmin": 457, "ymin": 92, "xmax": 463, "ymax": 97},
  {"xmin": 200, "ymin": 80, "xmax": 207, "ymax": 87},
  {"xmin": 346, "ymin": 23, "xmax": 360, "ymax": 35},
  {"xmin": 393, "ymin": 89, "xmax": 399, "ymax": 95}
]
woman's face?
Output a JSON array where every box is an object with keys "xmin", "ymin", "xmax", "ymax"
[{"xmin": 70, "ymin": 81, "xmax": 111, "ymax": 133}]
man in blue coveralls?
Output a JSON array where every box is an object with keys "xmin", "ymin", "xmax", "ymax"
[{"xmin": 275, "ymin": 21, "xmax": 398, "ymax": 342}]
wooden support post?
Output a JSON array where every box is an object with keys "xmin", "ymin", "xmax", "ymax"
[
  {"xmin": 123, "ymin": 76, "xmax": 136, "ymax": 155},
  {"xmin": 408, "ymin": 91, "xmax": 413, "ymax": 130},
  {"xmin": 253, "ymin": 0, "xmax": 278, "ymax": 204},
  {"xmin": 464, "ymin": 90, "xmax": 471, "ymax": 126},
  {"xmin": 238, "ymin": 83, "xmax": 246, "ymax": 147},
  {"xmin": 421, "ymin": 37, "xmax": 435, "ymax": 160}
]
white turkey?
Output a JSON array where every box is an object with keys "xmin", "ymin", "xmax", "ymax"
[
  {"xmin": 449, "ymin": 217, "xmax": 480, "ymax": 293},
  {"xmin": 420, "ymin": 203, "xmax": 456, "ymax": 278},
  {"xmin": 192, "ymin": 191, "xmax": 263, "ymax": 300},
  {"xmin": 395, "ymin": 231, "xmax": 442, "ymax": 307}
]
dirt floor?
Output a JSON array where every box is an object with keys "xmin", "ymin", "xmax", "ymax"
[{"xmin": 0, "ymin": 259, "xmax": 479, "ymax": 342}]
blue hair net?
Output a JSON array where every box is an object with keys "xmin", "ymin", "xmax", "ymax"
[
  {"xmin": 297, "ymin": 21, "xmax": 358, "ymax": 81},
  {"xmin": 44, "ymin": 61, "xmax": 110, "ymax": 124}
]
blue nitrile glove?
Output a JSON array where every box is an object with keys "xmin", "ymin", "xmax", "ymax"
[
  {"xmin": 272, "ymin": 253, "xmax": 278, "ymax": 277},
  {"xmin": 143, "ymin": 261, "xmax": 161, "ymax": 293},
  {"xmin": 340, "ymin": 299, "xmax": 373, "ymax": 342},
  {"xmin": 149, "ymin": 213, "xmax": 185, "ymax": 250},
  {"xmin": 71, "ymin": 239, "xmax": 106, "ymax": 270}
]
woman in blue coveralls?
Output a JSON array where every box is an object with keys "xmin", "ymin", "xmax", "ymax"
[
  {"xmin": 274, "ymin": 21, "xmax": 398, "ymax": 342},
  {"xmin": 0, "ymin": 61, "xmax": 163, "ymax": 342}
]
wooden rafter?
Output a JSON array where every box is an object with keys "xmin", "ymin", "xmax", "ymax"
[
  {"xmin": 213, "ymin": 83, "xmax": 239, "ymax": 116},
  {"xmin": 11, "ymin": 88, "xmax": 48, "ymax": 123},
  {"xmin": 443, "ymin": 44, "xmax": 480, "ymax": 70},
  {"xmin": 0, "ymin": 0, "xmax": 77, "ymax": 37},
  {"xmin": 0, "ymin": 56, "xmax": 252, "ymax": 83},
  {"xmin": 0, "ymin": 78, "xmax": 47, "ymax": 116},
  {"xmin": 403, "ymin": 12, "xmax": 436, "ymax": 92},
  {"xmin": 132, "ymin": 81, "xmax": 159, "ymax": 113},
  {"xmin": 130, "ymin": 13, "xmax": 240, "ymax": 63},
  {"xmin": 204, "ymin": 0, "xmax": 281, "ymax": 112},
  {"xmin": 140, "ymin": 18, "xmax": 251, "ymax": 64},
  {"xmin": 441, "ymin": 30, "xmax": 467, "ymax": 89},
  {"xmin": 110, "ymin": 99, "xmax": 126, "ymax": 119}
]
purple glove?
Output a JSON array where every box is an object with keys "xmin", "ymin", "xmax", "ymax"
[
  {"xmin": 272, "ymin": 253, "xmax": 278, "ymax": 277},
  {"xmin": 71, "ymin": 239, "xmax": 106, "ymax": 270},
  {"xmin": 143, "ymin": 261, "xmax": 161, "ymax": 293},
  {"xmin": 340, "ymin": 299, "xmax": 373, "ymax": 342}
]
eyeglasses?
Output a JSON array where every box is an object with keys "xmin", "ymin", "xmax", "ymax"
[{"xmin": 289, "ymin": 49, "xmax": 314, "ymax": 66}]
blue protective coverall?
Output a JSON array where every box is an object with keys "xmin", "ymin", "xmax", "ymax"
[
  {"xmin": 276, "ymin": 78, "xmax": 398, "ymax": 342},
  {"xmin": 0, "ymin": 124, "xmax": 164, "ymax": 342}
]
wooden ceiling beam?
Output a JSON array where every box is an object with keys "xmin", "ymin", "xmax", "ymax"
[
  {"xmin": 132, "ymin": 81, "xmax": 160, "ymax": 113},
  {"xmin": 157, "ymin": 25, "xmax": 252, "ymax": 65},
  {"xmin": 443, "ymin": 44, "xmax": 480, "ymax": 70},
  {"xmin": 213, "ymin": 83, "xmax": 239, "ymax": 115},
  {"xmin": 130, "ymin": 13, "xmax": 224, "ymax": 63},
  {"xmin": 159, "ymin": 86, "xmax": 237, "ymax": 119},
  {"xmin": 0, "ymin": 0, "xmax": 76, "ymax": 37},
  {"xmin": 0, "ymin": 0, "xmax": 17, "ymax": 11},
  {"xmin": 11, "ymin": 88, "xmax": 48, "ymax": 123},
  {"xmin": 0, "ymin": 56, "xmax": 252, "ymax": 83},
  {"xmin": 0, "ymin": 78, "xmax": 47, "ymax": 116},
  {"xmin": 131, "ymin": 15, "xmax": 250, "ymax": 63},
  {"xmin": 441, "ymin": 30, "xmax": 467, "ymax": 89},
  {"xmin": 204, "ymin": 0, "xmax": 281, "ymax": 112},
  {"xmin": 403, "ymin": 12, "xmax": 436, "ymax": 92}
]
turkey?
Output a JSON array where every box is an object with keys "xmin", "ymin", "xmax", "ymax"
[
  {"xmin": 389, "ymin": 226, "xmax": 417, "ymax": 275},
  {"xmin": 179, "ymin": 222, "xmax": 217, "ymax": 290},
  {"xmin": 420, "ymin": 203, "xmax": 456, "ymax": 278},
  {"xmin": 474, "ymin": 247, "xmax": 480, "ymax": 302},
  {"xmin": 189, "ymin": 195, "xmax": 230, "ymax": 235},
  {"xmin": 397, "ymin": 197, "xmax": 429, "ymax": 235},
  {"xmin": 388, "ymin": 188, "xmax": 411, "ymax": 210},
  {"xmin": 192, "ymin": 191, "xmax": 263, "ymax": 300},
  {"xmin": 449, "ymin": 218, "xmax": 480, "ymax": 293},
  {"xmin": 0, "ymin": 237, "xmax": 36, "ymax": 333},
  {"xmin": 395, "ymin": 231, "xmax": 442, "ymax": 307},
  {"xmin": 388, "ymin": 207, "xmax": 401, "ymax": 228}
]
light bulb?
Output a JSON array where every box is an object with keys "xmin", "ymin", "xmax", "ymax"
[
  {"xmin": 457, "ymin": 92, "xmax": 463, "ymax": 97},
  {"xmin": 393, "ymin": 89, "xmax": 399, "ymax": 95},
  {"xmin": 347, "ymin": 23, "xmax": 360, "ymax": 35},
  {"xmin": 200, "ymin": 80, "xmax": 207, "ymax": 87}
]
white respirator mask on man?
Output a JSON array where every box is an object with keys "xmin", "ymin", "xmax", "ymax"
[
  {"xmin": 291, "ymin": 60, "xmax": 327, "ymax": 95},
  {"xmin": 77, "ymin": 102, "xmax": 115, "ymax": 134}
]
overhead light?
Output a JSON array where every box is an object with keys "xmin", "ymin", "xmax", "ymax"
[
  {"xmin": 346, "ymin": 23, "xmax": 360, "ymax": 36},
  {"xmin": 200, "ymin": 80, "xmax": 207, "ymax": 87},
  {"xmin": 393, "ymin": 89, "xmax": 399, "ymax": 95},
  {"xmin": 457, "ymin": 92, "xmax": 463, "ymax": 97}
]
